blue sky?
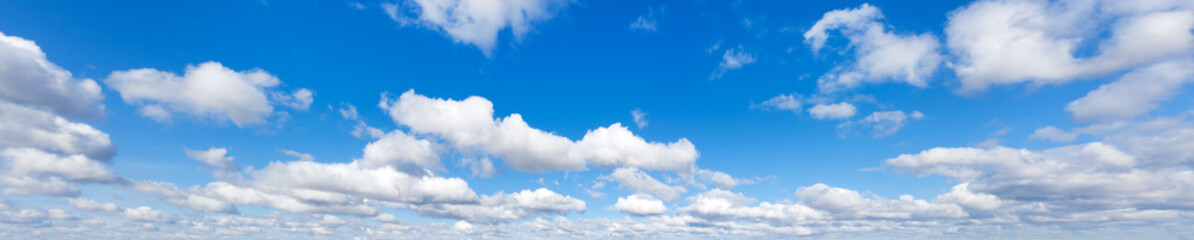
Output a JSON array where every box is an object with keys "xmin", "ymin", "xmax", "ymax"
[{"xmin": 1, "ymin": 0, "xmax": 1193, "ymax": 239}]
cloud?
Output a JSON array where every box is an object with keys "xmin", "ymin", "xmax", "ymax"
[
  {"xmin": 1066, "ymin": 59, "xmax": 1194, "ymax": 122},
  {"xmin": 272, "ymin": 88, "xmax": 314, "ymax": 111},
  {"xmin": 945, "ymin": 0, "xmax": 1194, "ymax": 93},
  {"xmin": 105, "ymin": 61, "xmax": 310, "ymax": 127},
  {"xmin": 410, "ymin": 188, "xmax": 585, "ymax": 223},
  {"xmin": 0, "ymin": 31, "xmax": 104, "ymax": 119},
  {"xmin": 808, "ymin": 102, "xmax": 857, "ymax": 120},
  {"xmin": 0, "ymin": 148, "xmax": 119, "ymax": 196},
  {"xmin": 752, "ymin": 93, "xmax": 802, "ymax": 113},
  {"xmin": 185, "ymin": 147, "xmax": 239, "ymax": 170},
  {"xmin": 278, "ymin": 148, "xmax": 315, "ymax": 161},
  {"xmin": 677, "ymin": 189, "xmax": 824, "ymax": 225},
  {"xmin": 710, "ymin": 46, "xmax": 756, "ymax": 79},
  {"xmin": 838, "ymin": 110, "xmax": 923, "ymax": 138},
  {"xmin": 1030, "ymin": 126, "xmax": 1079, "ymax": 142},
  {"xmin": 694, "ymin": 169, "xmax": 751, "ymax": 189},
  {"xmin": 630, "ymin": 7, "xmax": 661, "ymax": 32},
  {"xmin": 338, "ymin": 103, "xmax": 384, "ymax": 139},
  {"xmin": 631, "ymin": 108, "xmax": 648, "ymax": 129},
  {"xmin": 613, "ymin": 193, "xmax": 666, "ymax": 216},
  {"xmin": 382, "ymin": 90, "xmax": 698, "ymax": 173},
  {"xmin": 68, "ymin": 198, "xmax": 120, "ymax": 212},
  {"xmin": 796, "ymin": 183, "xmax": 967, "ymax": 219},
  {"xmin": 382, "ymin": 0, "xmax": 573, "ymax": 55},
  {"xmin": 0, "ymin": 101, "xmax": 115, "ymax": 161},
  {"xmin": 359, "ymin": 129, "xmax": 441, "ymax": 173},
  {"xmin": 886, "ymin": 138, "xmax": 1194, "ymax": 218},
  {"xmin": 120, "ymin": 206, "xmax": 172, "ymax": 223},
  {"xmin": 804, "ymin": 4, "xmax": 942, "ymax": 92},
  {"xmin": 604, "ymin": 167, "xmax": 686, "ymax": 202}
]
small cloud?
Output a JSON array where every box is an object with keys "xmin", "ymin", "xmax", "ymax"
[{"xmin": 631, "ymin": 108, "xmax": 649, "ymax": 129}]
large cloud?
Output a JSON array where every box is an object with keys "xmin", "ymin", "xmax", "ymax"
[
  {"xmin": 0, "ymin": 31, "xmax": 104, "ymax": 119},
  {"xmin": 0, "ymin": 148, "xmax": 120, "ymax": 196},
  {"xmin": 105, "ymin": 61, "xmax": 313, "ymax": 127},
  {"xmin": 1066, "ymin": 59, "xmax": 1194, "ymax": 122},
  {"xmin": 887, "ymin": 138, "xmax": 1194, "ymax": 218},
  {"xmin": 381, "ymin": 90, "xmax": 699, "ymax": 173},
  {"xmin": 613, "ymin": 193, "xmax": 667, "ymax": 216},
  {"xmin": 383, "ymin": 0, "xmax": 573, "ymax": 55},
  {"xmin": 945, "ymin": 0, "xmax": 1194, "ymax": 93},
  {"xmin": 804, "ymin": 3, "xmax": 943, "ymax": 92}
]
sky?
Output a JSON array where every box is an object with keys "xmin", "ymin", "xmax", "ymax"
[{"xmin": 1, "ymin": 0, "xmax": 1193, "ymax": 239}]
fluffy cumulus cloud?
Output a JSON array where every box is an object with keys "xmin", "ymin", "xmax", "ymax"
[
  {"xmin": 613, "ymin": 193, "xmax": 666, "ymax": 216},
  {"xmin": 804, "ymin": 3, "xmax": 943, "ymax": 92},
  {"xmin": 1066, "ymin": 59, "xmax": 1194, "ymax": 122},
  {"xmin": 383, "ymin": 0, "xmax": 573, "ymax": 55},
  {"xmin": 887, "ymin": 122, "xmax": 1194, "ymax": 223},
  {"xmin": 185, "ymin": 147, "xmax": 239, "ymax": 171},
  {"xmin": 381, "ymin": 90, "xmax": 699, "ymax": 173},
  {"xmin": 411, "ymin": 188, "xmax": 585, "ymax": 223},
  {"xmin": 105, "ymin": 62, "xmax": 312, "ymax": 127},
  {"xmin": 0, "ymin": 148, "xmax": 121, "ymax": 196},
  {"xmin": 808, "ymin": 102, "xmax": 857, "ymax": 120},
  {"xmin": 0, "ymin": 101, "xmax": 115, "ymax": 161},
  {"xmin": 0, "ymin": 32, "xmax": 119, "ymax": 199},
  {"xmin": 946, "ymin": 0, "xmax": 1194, "ymax": 93},
  {"xmin": 0, "ymin": 31, "xmax": 104, "ymax": 119}
]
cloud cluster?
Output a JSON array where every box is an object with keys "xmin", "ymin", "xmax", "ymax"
[
  {"xmin": 381, "ymin": 90, "xmax": 699, "ymax": 173},
  {"xmin": 946, "ymin": 0, "xmax": 1194, "ymax": 93},
  {"xmin": 105, "ymin": 61, "xmax": 312, "ymax": 127},
  {"xmin": 383, "ymin": 0, "xmax": 574, "ymax": 55},
  {"xmin": 0, "ymin": 31, "xmax": 119, "ymax": 198},
  {"xmin": 804, "ymin": 3, "xmax": 943, "ymax": 93}
]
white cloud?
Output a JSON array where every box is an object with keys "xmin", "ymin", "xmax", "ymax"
[
  {"xmin": 278, "ymin": 148, "xmax": 315, "ymax": 161},
  {"xmin": 613, "ymin": 193, "xmax": 666, "ymax": 216},
  {"xmin": 838, "ymin": 110, "xmax": 923, "ymax": 138},
  {"xmin": 0, "ymin": 31, "xmax": 104, "ymax": 119},
  {"xmin": 359, "ymin": 129, "xmax": 441, "ymax": 173},
  {"xmin": 804, "ymin": 4, "xmax": 942, "ymax": 92},
  {"xmin": 0, "ymin": 148, "xmax": 119, "ymax": 196},
  {"xmin": 120, "ymin": 206, "xmax": 172, "ymax": 223},
  {"xmin": 68, "ymin": 198, "xmax": 120, "ymax": 212},
  {"xmin": 796, "ymin": 183, "xmax": 967, "ymax": 219},
  {"xmin": 677, "ymin": 189, "xmax": 824, "ymax": 225},
  {"xmin": 631, "ymin": 108, "xmax": 648, "ymax": 129},
  {"xmin": 272, "ymin": 88, "xmax": 314, "ymax": 111},
  {"xmin": 753, "ymin": 93, "xmax": 802, "ymax": 113},
  {"xmin": 411, "ymin": 188, "xmax": 585, "ymax": 222},
  {"xmin": 0, "ymin": 101, "xmax": 115, "ymax": 161},
  {"xmin": 338, "ymin": 103, "xmax": 385, "ymax": 139},
  {"xmin": 808, "ymin": 102, "xmax": 857, "ymax": 120},
  {"xmin": 710, "ymin": 46, "xmax": 756, "ymax": 79},
  {"xmin": 383, "ymin": 0, "xmax": 573, "ymax": 55},
  {"xmin": 794, "ymin": 183, "xmax": 866, "ymax": 212},
  {"xmin": 68, "ymin": 197, "xmax": 173, "ymax": 223},
  {"xmin": 185, "ymin": 147, "xmax": 239, "ymax": 170},
  {"xmin": 630, "ymin": 7, "xmax": 661, "ymax": 32},
  {"xmin": 886, "ymin": 139, "xmax": 1194, "ymax": 216},
  {"xmin": 604, "ymin": 167, "xmax": 686, "ymax": 202},
  {"xmin": 694, "ymin": 169, "xmax": 750, "ymax": 189},
  {"xmin": 1066, "ymin": 59, "xmax": 1194, "ymax": 122},
  {"xmin": 1030, "ymin": 126, "xmax": 1079, "ymax": 142},
  {"xmin": 105, "ymin": 61, "xmax": 309, "ymax": 127},
  {"xmin": 382, "ymin": 90, "xmax": 698, "ymax": 173},
  {"xmin": 945, "ymin": 0, "xmax": 1194, "ymax": 93}
]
